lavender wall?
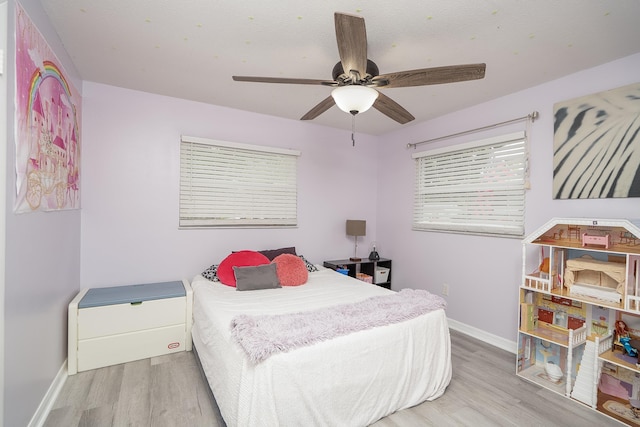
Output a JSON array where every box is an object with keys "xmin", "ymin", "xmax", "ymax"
[
  {"xmin": 80, "ymin": 83, "xmax": 379, "ymax": 288},
  {"xmin": 377, "ymin": 53, "xmax": 640, "ymax": 344},
  {"xmin": 7, "ymin": 9, "xmax": 640, "ymax": 422},
  {"xmin": 81, "ymin": 53, "xmax": 640, "ymax": 346},
  {"xmin": 3, "ymin": 1, "xmax": 82, "ymax": 426}
]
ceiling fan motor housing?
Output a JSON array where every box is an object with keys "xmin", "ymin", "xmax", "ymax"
[{"xmin": 332, "ymin": 59, "xmax": 380, "ymax": 84}]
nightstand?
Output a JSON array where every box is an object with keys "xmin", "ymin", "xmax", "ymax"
[
  {"xmin": 68, "ymin": 279, "xmax": 192, "ymax": 374},
  {"xmin": 323, "ymin": 258, "xmax": 392, "ymax": 289}
]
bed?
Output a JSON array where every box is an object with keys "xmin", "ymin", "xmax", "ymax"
[
  {"xmin": 565, "ymin": 256, "xmax": 625, "ymax": 303},
  {"xmin": 190, "ymin": 265, "xmax": 452, "ymax": 426}
]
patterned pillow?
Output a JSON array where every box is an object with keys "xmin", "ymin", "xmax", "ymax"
[
  {"xmin": 202, "ymin": 264, "xmax": 219, "ymax": 282},
  {"xmin": 299, "ymin": 255, "xmax": 318, "ymax": 272}
]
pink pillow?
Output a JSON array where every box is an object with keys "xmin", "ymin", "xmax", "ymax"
[
  {"xmin": 272, "ymin": 254, "xmax": 308, "ymax": 286},
  {"xmin": 217, "ymin": 250, "xmax": 270, "ymax": 287}
]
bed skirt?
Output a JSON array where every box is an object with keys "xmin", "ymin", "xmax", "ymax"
[{"xmin": 192, "ymin": 309, "xmax": 451, "ymax": 426}]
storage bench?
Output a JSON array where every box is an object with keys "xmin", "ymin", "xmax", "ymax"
[{"xmin": 68, "ymin": 279, "xmax": 192, "ymax": 374}]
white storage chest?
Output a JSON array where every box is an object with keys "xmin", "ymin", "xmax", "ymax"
[
  {"xmin": 68, "ymin": 279, "xmax": 192, "ymax": 375},
  {"xmin": 374, "ymin": 267, "xmax": 390, "ymax": 284}
]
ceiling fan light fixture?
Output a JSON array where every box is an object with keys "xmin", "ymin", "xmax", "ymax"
[{"xmin": 331, "ymin": 85, "xmax": 379, "ymax": 115}]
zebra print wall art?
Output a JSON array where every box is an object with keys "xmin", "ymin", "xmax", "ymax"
[{"xmin": 553, "ymin": 82, "xmax": 640, "ymax": 199}]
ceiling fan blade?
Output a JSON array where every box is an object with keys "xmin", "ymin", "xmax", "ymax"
[
  {"xmin": 301, "ymin": 96, "xmax": 335, "ymax": 120},
  {"xmin": 233, "ymin": 76, "xmax": 335, "ymax": 86},
  {"xmin": 334, "ymin": 13, "xmax": 367, "ymax": 79},
  {"xmin": 373, "ymin": 92, "xmax": 415, "ymax": 124},
  {"xmin": 375, "ymin": 63, "xmax": 486, "ymax": 89}
]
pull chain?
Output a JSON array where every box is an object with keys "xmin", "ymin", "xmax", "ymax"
[{"xmin": 350, "ymin": 111, "xmax": 357, "ymax": 147}]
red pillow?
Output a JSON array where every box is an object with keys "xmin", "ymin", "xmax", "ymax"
[
  {"xmin": 217, "ymin": 251, "xmax": 270, "ymax": 287},
  {"xmin": 272, "ymin": 253, "xmax": 308, "ymax": 286}
]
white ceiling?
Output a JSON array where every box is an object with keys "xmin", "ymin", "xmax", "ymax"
[{"xmin": 40, "ymin": 0, "xmax": 640, "ymax": 135}]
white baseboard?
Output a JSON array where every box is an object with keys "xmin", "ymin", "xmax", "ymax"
[
  {"xmin": 28, "ymin": 359, "xmax": 68, "ymax": 427},
  {"xmin": 448, "ymin": 318, "xmax": 517, "ymax": 354}
]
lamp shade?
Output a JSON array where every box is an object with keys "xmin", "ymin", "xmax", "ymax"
[
  {"xmin": 346, "ymin": 219, "xmax": 366, "ymax": 237},
  {"xmin": 331, "ymin": 86, "xmax": 379, "ymax": 114}
]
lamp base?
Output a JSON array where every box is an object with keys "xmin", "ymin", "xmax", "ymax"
[{"xmin": 349, "ymin": 257, "xmax": 362, "ymax": 262}]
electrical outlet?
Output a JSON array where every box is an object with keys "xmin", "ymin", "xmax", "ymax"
[{"xmin": 442, "ymin": 283, "xmax": 449, "ymax": 296}]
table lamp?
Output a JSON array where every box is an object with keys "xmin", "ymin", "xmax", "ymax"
[{"xmin": 346, "ymin": 219, "xmax": 366, "ymax": 261}]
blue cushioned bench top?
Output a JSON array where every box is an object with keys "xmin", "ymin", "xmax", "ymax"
[{"xmin": 79, "ymin": 281, "xmax": 185, "ymax": 308}]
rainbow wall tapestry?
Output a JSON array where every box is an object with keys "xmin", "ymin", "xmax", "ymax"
[{"xmin": 15, "ymin": 3, "xmax": 81, "ymax": 213}]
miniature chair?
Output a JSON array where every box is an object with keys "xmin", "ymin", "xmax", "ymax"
[
  {"xmin": 620, "ymin": 231, "xmax": 638, "ymax": 245},
  {"xmin": 567, "ymin": 225, "xmax": 580, "ymax": 240}
]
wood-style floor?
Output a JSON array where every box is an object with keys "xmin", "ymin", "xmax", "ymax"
[{"xmin": 45, "ymin": 330, "xmax": 619, "ymax": 426}]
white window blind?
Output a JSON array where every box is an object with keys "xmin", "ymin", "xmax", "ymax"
[
  {"xmin": 412, "ymin": 131, "xmax": 527, "ymax": 237},
  {"xmin": 180, "ymin": 136, "xmax": 300, "ymax": 227}
]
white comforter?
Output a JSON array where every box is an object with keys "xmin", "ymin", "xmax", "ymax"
[{"xmin": 191, "ymin": 267, "xmax": 452, "ymax": 427}]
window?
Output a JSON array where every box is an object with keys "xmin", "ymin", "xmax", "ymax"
[
  {"xmin": 412, "ymin": 131, "xmax": 527, "ymax": 237},
  {"xmin": 180, "ymin": 136, "xmax": 300, "ymax": 227}
]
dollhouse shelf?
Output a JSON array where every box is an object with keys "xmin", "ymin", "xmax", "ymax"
[
  {"xmin": 526, "ymin": 285, "xmax": 626, "ymax": 311},
  {"xmin": 531, "ymin": 217, "xmax": 640, "ymax": 256},
  {"xmin": 599, "ymin": 349, "xmax": 640, "ymax": 373},
  {"xmin": 517, "ymin": 218, "xmax": 640, "ymax": 426},
  {"xmin": 519, "ymin": 322, "xmax": 586, "ymax": 348}
]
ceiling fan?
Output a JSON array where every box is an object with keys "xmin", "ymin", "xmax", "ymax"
[{"xmin": 232, "ymin": 12, "xmax": 486, "ymax": 124}]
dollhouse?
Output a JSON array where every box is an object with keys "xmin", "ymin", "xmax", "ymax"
[{"xmin": 517, "ymin": 218, "xmax": 640, "ymax": 426}]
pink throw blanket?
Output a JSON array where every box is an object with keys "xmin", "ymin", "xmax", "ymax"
[{"xmin": 230, "ymin": 289, "xmax": 446, "ymax": 363}]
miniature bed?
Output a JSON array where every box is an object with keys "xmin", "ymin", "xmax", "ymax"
[
  {"xmin": 190, "ymin": 267, "xmax": 452, "ymax": 426},
  {"xmin": 564, "ymin": 256, "xmax": 626, "ymax": 303}
]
